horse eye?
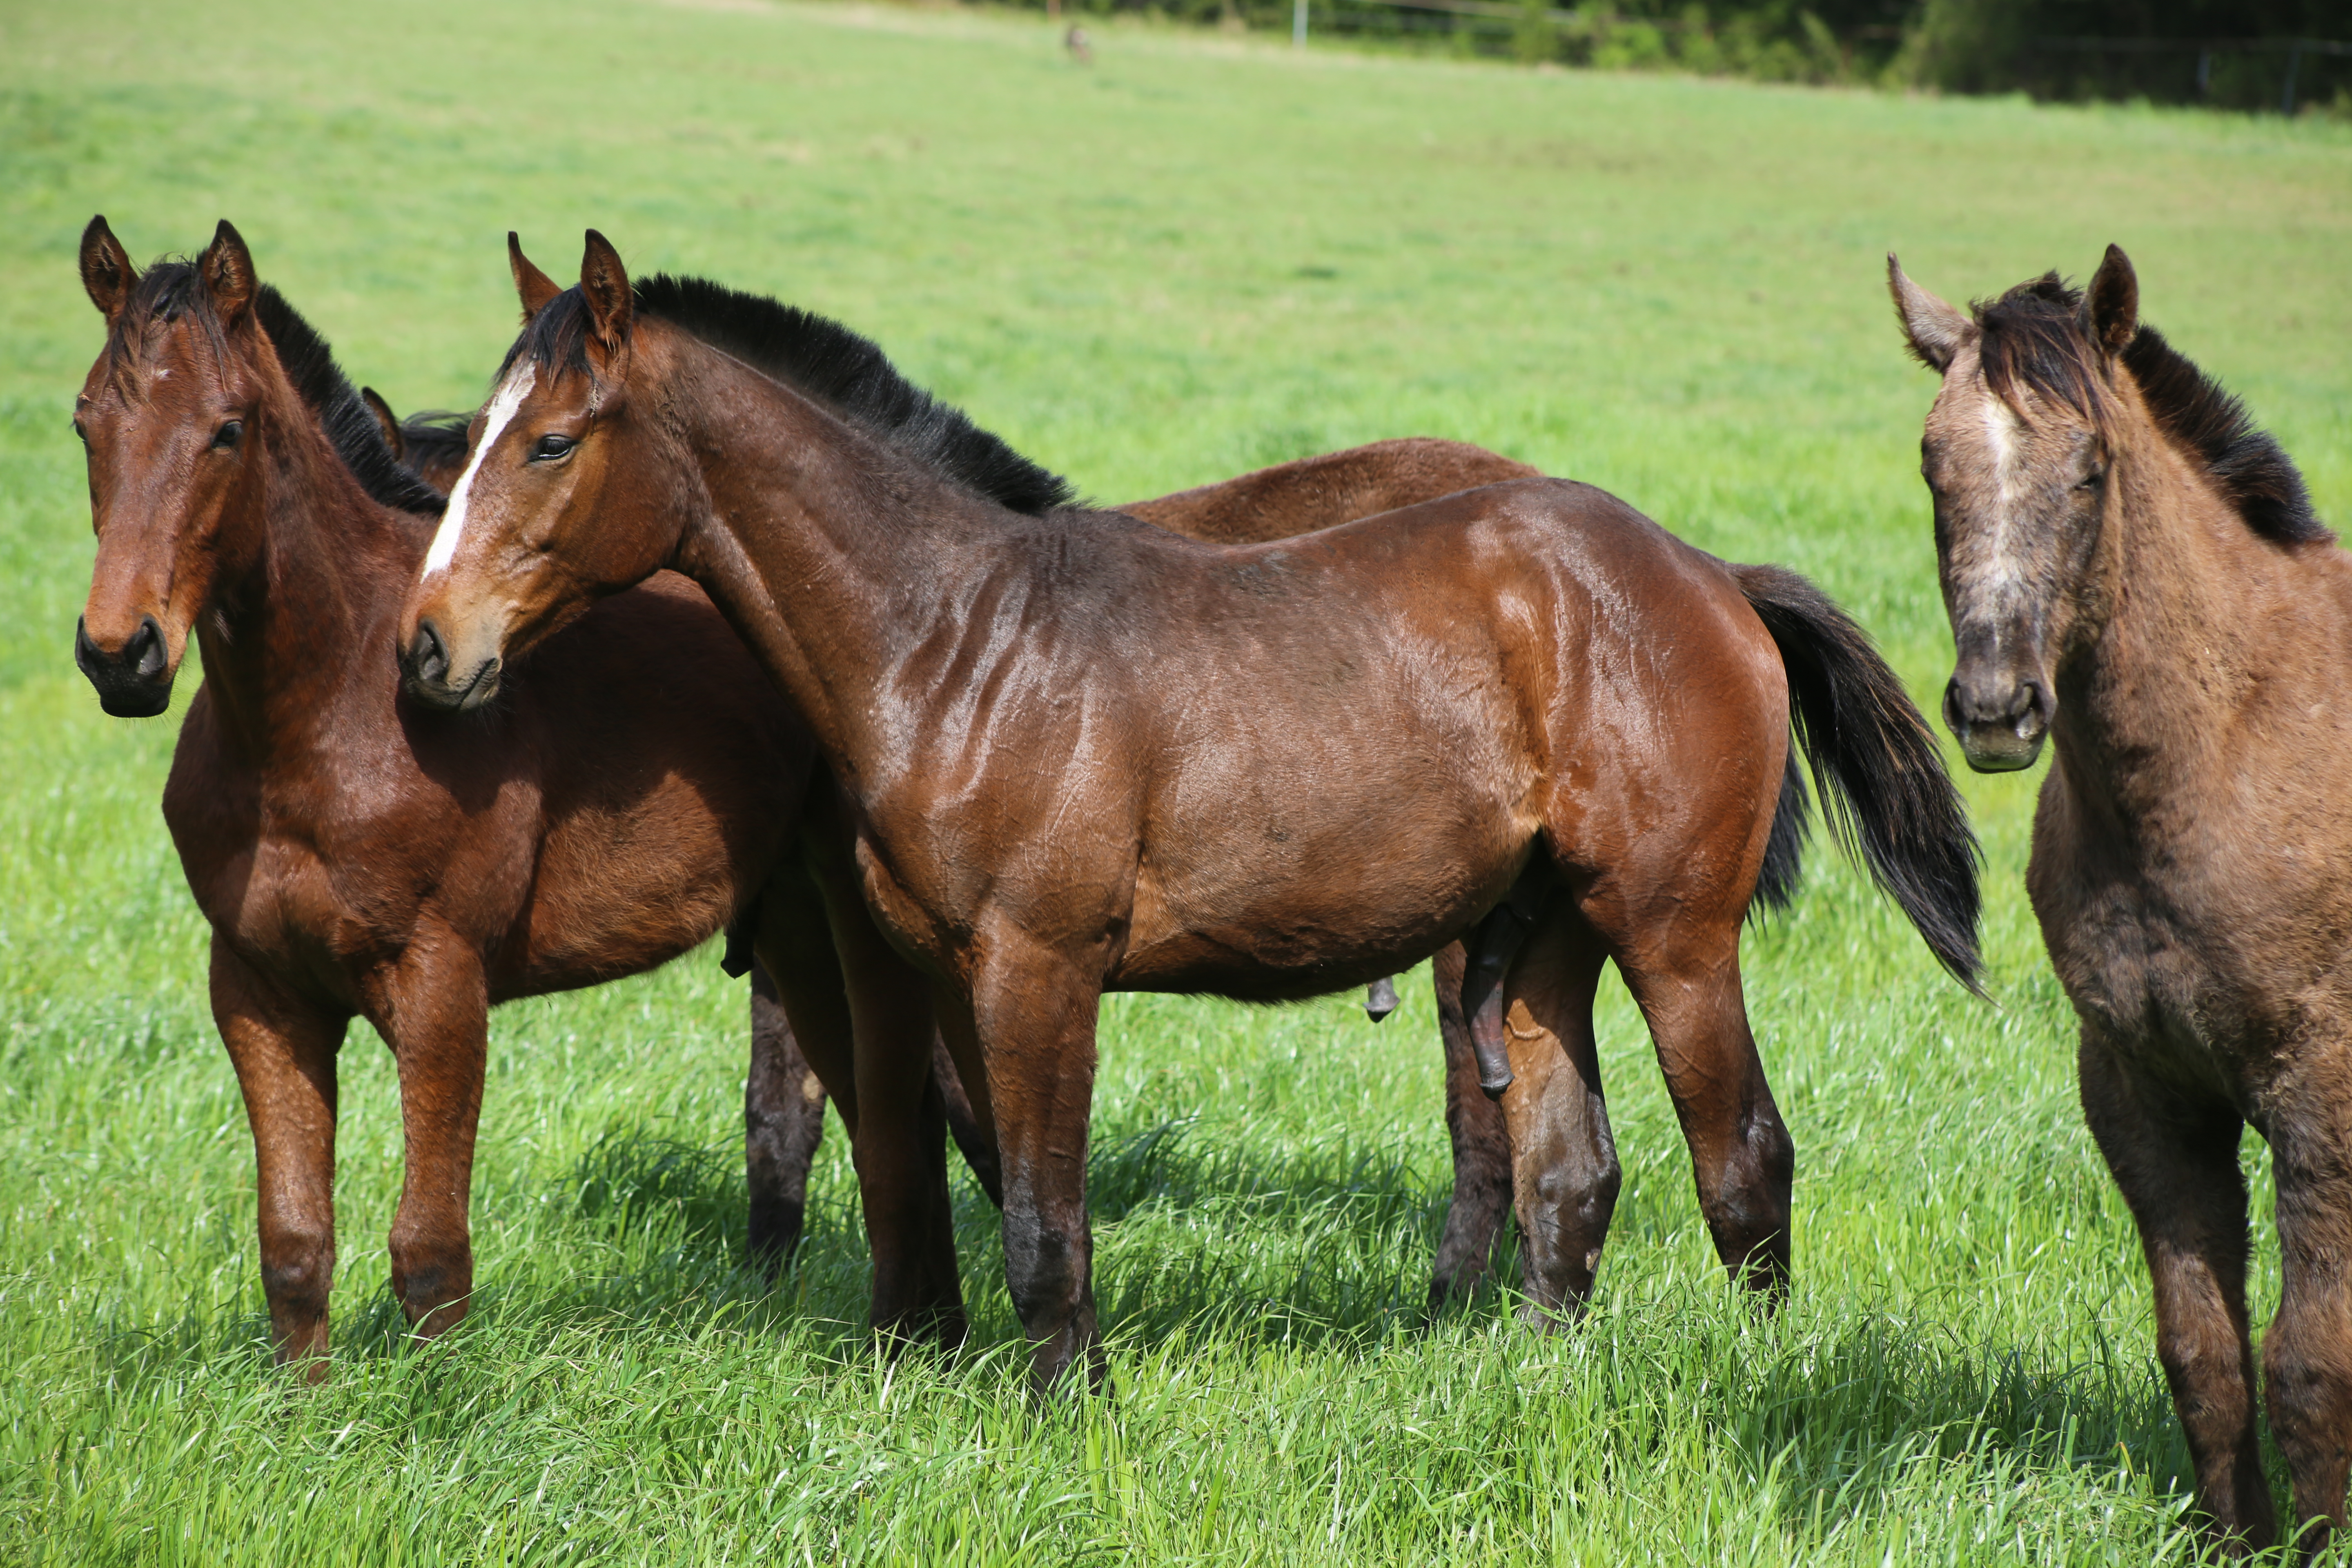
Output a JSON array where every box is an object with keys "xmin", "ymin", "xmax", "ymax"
[
  {"xmin": 71, "ymin": 419, "xmax": 87, "ymax": 444},
  {"xmin": 212, "ymin": 420, "xmax": 243, "ymax": 450},
  {"xmin": 531, "ymin": 434, "xmax": 576, "ymax": 461}
]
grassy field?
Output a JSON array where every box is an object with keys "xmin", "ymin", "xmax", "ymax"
[{"xmin": 2, "ymin": 2, "xmax": 2348, "ymax": 1561}]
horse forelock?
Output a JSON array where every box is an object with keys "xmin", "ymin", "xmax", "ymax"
[
  {"xmin": 103, "ymin": 261, "xmax": 443, "ymax": 518},
  {"xmin": 1971, "ymin": 274, "xmax": 2103, "ymax": 424},
  {"xmin": 1968, "ymin": 273, "xmax": 2327, "ymax": 547},
  {"xmin": 102, "ymin": 261, "xmax": 227, "ymax": 401}
]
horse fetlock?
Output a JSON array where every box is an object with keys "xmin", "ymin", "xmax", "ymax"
[
  {"xmin": 258, "ymin": 1233, "xmax": 332, "ymax": 1308},
  {"xmin": 388, "ymin": 1244, "xmax": 473, "ymax": 1334}
]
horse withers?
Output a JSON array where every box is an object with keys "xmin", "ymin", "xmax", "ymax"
[
  {"xmin": 1893, "ymin": 247, "xmax": 2345, "ymax": 1557},
  {"xmin": 403, "ymin": 231, "xmax": 1981, "ymax": 1391}
]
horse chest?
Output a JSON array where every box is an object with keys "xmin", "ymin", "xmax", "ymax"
[{"xmin": 2028, "ymin": 805, "xmax": 2330, "ymax": 1098}]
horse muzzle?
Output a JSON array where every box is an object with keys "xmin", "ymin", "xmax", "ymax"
[
  {"xmin": 1943, "ymin": 666, "xmax": 2051, "ymax": 773},
  {"xmin": 75, "ymin": 614, "xmax": 175, "ymax": 718},
  {"xmin": 399, "ymin": 617, "xmax": 503, "ymax": 713}
]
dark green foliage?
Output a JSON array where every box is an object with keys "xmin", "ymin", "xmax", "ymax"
[
  {"xmin": 1007, "ymin": 0, "xmax": 2347, "ymax": 106},
  {"xmin": 1902, "ymin": 0, "xmax": 2350, "ymax": 109}
]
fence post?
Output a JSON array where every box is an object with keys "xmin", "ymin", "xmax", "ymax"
[
  {"xmin": 1294, "ymin": 0, "xmax": 1307, "ymax": 48},
  {"xmin": 2281, "ymin": 40, "xmax": 2303, "ymax": 115}
]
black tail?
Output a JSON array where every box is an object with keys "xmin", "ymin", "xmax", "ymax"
[{"xmin": 1732, "ymin": 563, "xmax": 1984, "ymax": 994}]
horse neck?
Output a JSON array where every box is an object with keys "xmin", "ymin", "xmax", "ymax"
[
  {"xmin": 658, "ymin": 330, "xmax": 1024, "ymax": 782},
  {"xmin": 2049, "ymin": 394, "xmax": 2283, "ymax": 818},
  {"xmin": 193, "ymin": 367, "xmax": 418, "ymax": 755}
]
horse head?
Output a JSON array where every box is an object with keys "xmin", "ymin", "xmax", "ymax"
[
  {"xmin": 400, "ymin": 230, "xmax": 679, "ymax": 713},
  {"xmin": 1889, "ymin": 246, "xmax": 2143, "ymax": 773},
  {"xmin": 71, "ymin": 217, "xmax": 272, "ymax": 717}
]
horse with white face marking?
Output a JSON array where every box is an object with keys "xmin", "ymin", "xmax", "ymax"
[{"xmin": 1893, "ymin": 247, "xmax": 2348, "ymax": 1558}]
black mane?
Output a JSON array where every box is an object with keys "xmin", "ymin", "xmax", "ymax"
[
  {"xmin": 510, "ymin": 276, "xmax": 1073, "ymax": 517},
  {"xmin": 111, "ymin": 262, "xmax": 445, "ymax": 518},
  {"xmin": 1974, "ymin": 275, "xmax": 2326, "ymax": 546},
  {"xmin": 251, "ymin": 287, "xmax": 448, "ymax": 517},
  {"xmin": 394, "ymin": 409, "xmax": 472, "ymax": 486}
]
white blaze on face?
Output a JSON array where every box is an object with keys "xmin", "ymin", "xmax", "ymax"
[
  {"xmin": 420, "ymin": 362, "xmax": 535, "ymax": 582},
  {"xmin": 1976, "ymin": 381, "xmax": 2031, "ymax": 578}
]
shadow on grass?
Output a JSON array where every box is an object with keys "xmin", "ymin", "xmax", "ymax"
[{"xmin": 1712, "ymin": 1310, "xmax": 2194, "ymax": 1542}]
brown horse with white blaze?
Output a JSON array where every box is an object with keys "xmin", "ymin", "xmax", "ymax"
[
  {"xmin": 365, "ymin": 383, "xmax": 1549, "ymax": 1309},
  {"xmin": 405, "ymin": 232, "xmax": 1981, "ymax": 1390},
  {"xmin": 1893, "ymin": 247, "xmax": 2349, "ymax": 1558}
]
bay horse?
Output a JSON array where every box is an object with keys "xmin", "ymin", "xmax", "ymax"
[
  {"xmin": 408, "ymin": 239, "xmax": 1515, "ymax": 1229},
  {"xmin": 364, "ymin": 383, "xmax": 1548, "ymax": 1307},
  {"xmin": 71, "ymin": 215, "xmax": 1548, "ymax": 1363},
  {"xmin": 403, "ymin": 231, "xmax": 1981, "ymax": 1390},
  {"xmin": 1893, "ymin": 247, "xmax": 2345, "ymax": 1557}
]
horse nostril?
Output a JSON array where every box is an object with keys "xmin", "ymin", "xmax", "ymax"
[
  {"xmin": 2016, "ymin": 679, "xmax": 2055, "ymax": 733},
  {"xmin": 405, "ymin": 619, "xmax": 450, "ymax": 686},
  {"xmin": 128, "ymin": 617, "xmax": 167, "ymax": 680}
]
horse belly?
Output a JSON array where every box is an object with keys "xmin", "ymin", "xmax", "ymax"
[
  {"xmin": 514, "ymin": 784, "xmax": 751, "ymax": 991},
  {"xmin": 1116, "ymin": 784, "xmax": 1524, "ymax": 997}
]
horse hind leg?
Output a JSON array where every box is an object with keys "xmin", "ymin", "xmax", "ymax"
[
  {"xmin": 1599, "ymin": 900, "xmax": 1792, "ymax": 1301},
  {"xmin": 2079, "ymin": 1030, "xmax": 2274, "ymax": 1553},
  {"xmin": 746, "ymin": 963, "xmax": 826, "ymax": 1278},
  {"xmin": 1490, "ymin": 907, "xmax": 1619, "ymax": 1321},
  {"xmin": 1428, "ymin": 941, "xmax": 1514, "ymax": 1312}
]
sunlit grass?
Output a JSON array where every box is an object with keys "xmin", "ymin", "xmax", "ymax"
[{"xmin": 0, "ymin": 0, "xmax": 2346, "ymax": 1559}]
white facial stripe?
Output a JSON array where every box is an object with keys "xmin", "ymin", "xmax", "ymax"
[
  {"xmin": 1977, "ymin": 383, "xmax": 2031, "ymax": 579},
  {"xmin": 420, "ymin": 363, "xmax": 535, "ymax": 582}
]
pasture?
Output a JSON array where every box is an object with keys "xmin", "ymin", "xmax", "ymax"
[{"xmin": 2, "ymin": 1, "xmax": 2348, "ymax": 1560}]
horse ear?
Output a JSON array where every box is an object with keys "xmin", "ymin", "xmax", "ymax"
[
  {"xmin": 360, "ymin": 387, "xmax": 405, "ymax": 461},
  {"xmin": 80, "ymin": 216, "xmax": 136, "ymax": 322},
  {"xmin": 1888, "ymin": 255, "xmax": 1968, "ymax": 373},
  {"xmin": 578, "ymin": 229, "xmax": 633, "ymax": 355},
  {"xmin": 508, "ymin": 232, "xmax": 561, "ymax": 321},
  {"xmin": 2085, "ymin": 244, "xmax": 2138, "ymax": 356},
  {"xmin": 198, "ymin": 220, "xmax": 258, "ymax": 327}
]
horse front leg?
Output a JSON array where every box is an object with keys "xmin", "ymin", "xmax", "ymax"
[
  {"xmin": 365, "ymin": 928, "xmax": 490, "ymax": 1341},
  {"xmin": 963, "ymin": 943, "xmax": 1106, "ymax": 1394},
  {"xmin": 2262, "ymin": 1079, "xmax": 2352, "ymax": 1557},
  {"xmin": 210, "ymin": 936, "xmax": 348, "ymax": 1373},
  {"xmin": 2079, "ymin": 1029, "xmax": 2273, "ymax": 1555},
  {"xmin": 1427, "ymin": 942, "xmax": 1513, "ymax": 1311},
  {"xmin": 822, "ymin": 890, "xmax": 966, "ymax": 1349}
]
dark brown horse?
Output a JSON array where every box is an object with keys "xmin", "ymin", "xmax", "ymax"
[
  {"xmin": 1893, "ymin": 247, "xmax": 2345, "ymax": 1557},
  {"xmin": 73, "ymin": 215, "xmax": 1552, "ymax": 1365},
  {"xmin": 404, "ymin": 232, "xmax": 1980, "ymax": 1390},
  {"xmin": 364, "ymin": 379, "xmax": 1546, "ymax": 1305}
]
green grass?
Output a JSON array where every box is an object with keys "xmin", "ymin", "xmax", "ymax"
[{"xmin": 2, "ymin": 2, "xmax": 2348, "ymax": 1561}]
